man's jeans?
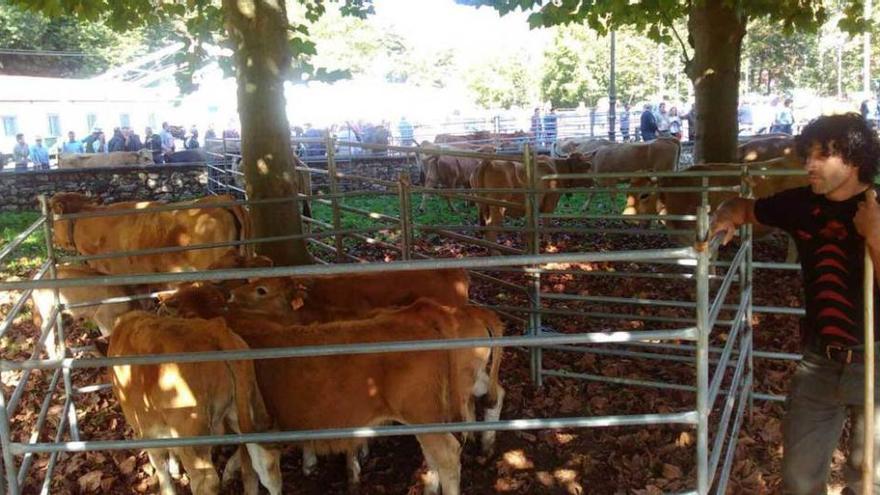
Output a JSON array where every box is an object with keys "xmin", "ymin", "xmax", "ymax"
[{"xmin": 783, "ymin": 350, "xmax": 880, "ymax": 494}]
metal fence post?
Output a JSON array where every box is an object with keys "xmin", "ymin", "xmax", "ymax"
[
  {"xmin": 222, "ymin": 135, "xmax": 230, "ymax": 195},
  {"xmin": 398, "ymin": 172, "xmax": 413, "ymax": 260},
  {"xmin": 695, "ymin": 205, "xmax": 711, "ymax": 494},
  {"xmin": 863, "ymin": 248, "xmax": 875, "ymax": 495},
  {"xmin": 38, "ymin": 197, "xmax": 80, "ymax": 444},
  {"xmin": 523, "ymin": 144, "xmax": 543, "ymax": 385},
  {"xmin": 326, "ymin": 136, "xmax": 345, "ymax": 262},
  {"xmin": 0, "ymin": 388, "xmax": 18, "ymax": 495},
  {"xmin": 589, "ymin": 108, "xmax": 596, "ymax": 138},
  {"xmin": 740, "ymin": 164, "xmax": 755, "ymax": 419}
]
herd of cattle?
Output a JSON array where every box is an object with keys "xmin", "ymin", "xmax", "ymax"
[
  {"xmin": 418, "ymin": 133, "xmax": 805, "ymax": 253},
  {"xmin": 26, "ymin": 132, "xmax": 806, "ymax": 493},
  {"xmin": 35, "ymin": 192, "xmax": 503, "ymax": 495}
]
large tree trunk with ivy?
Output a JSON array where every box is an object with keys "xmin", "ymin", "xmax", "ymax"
[
  {"xmin": 687, "ymin": 0, "xmax": 746, "ymax": 164},
  {"xmin": 223, "ymin": 0, "xmax": 312, "ymax": 266}
]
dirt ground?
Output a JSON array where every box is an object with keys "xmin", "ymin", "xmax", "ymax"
[{"xmin": 0, "ymin": 224, "xmax": 854, "ymax": 494}]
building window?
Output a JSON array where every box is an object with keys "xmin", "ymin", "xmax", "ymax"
[
  {"xmin": 2, "ymin": 116, "xmax": 18, "ymax": 137},
  {"xmin": 119, "ymin": 113, "xmax": 130, "ymax": 128},
  {"xmin": 86, "ymin": 113, "xmax": 97, "ymax": 132},
  {"xmin": 47, "ymin": 114, "xmax": 61, "ymax": 137}
]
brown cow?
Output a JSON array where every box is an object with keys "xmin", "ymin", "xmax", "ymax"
[
  {"xmin": 31, "ymin": 264, "xmax": 139, "ymax": 357},
  {"xmin": 433, "ymin": 131, "xmax": 492, "ymax": 145},
  {"xmin": 168, "ymin": 294, "xmax": 503, "ymax": 495},
  {"xmin": 627, "ymin": 160, "xmax": 807, "ymax": 258},
  {"xmin": 49, "ymin": 193, "xmax": 252, "ymax": 275},
  {"xmin": 108, "ymin": 311, "xmax": 282, "ymax": 495},
  {"xmin": 470, "ymin": 156, "xmax": 569, "ymax": 252},
  {"xmin": 737, "ymin": 134, "xmax": 798, "ymax": 166},
  {"xmin": 227, "ymin": 268, "xmax": 501, "ymax": 453},
  {"xmin": 228, "ymin": 268, "xmax": 470, "ymax": 322},
  {"xmin": 551, "ymin": 137, "xmax": 611, "ymax": 158},
  {"xmin": 582, "ymin": 137, "xmax": 681, "ymax": 211},
  {"xmin": 418, "ymin": 144, "xmax": 496, "ymax": 212},
  {"xmin": 58, "ymin": 149, "xmax": 154, "ymax": 169}
]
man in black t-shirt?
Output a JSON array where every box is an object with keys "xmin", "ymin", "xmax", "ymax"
[{"xmin": 711, "ymin": 113, "xmax": 880, "ymax": 494}]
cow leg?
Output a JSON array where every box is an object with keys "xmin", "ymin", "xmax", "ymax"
[
  {"xmin": 177, "ymin": 446, "xmax": 220, "ymax": 495},
  {"xmin": 445, "ymin": 192, "xmax": 457, "ymax": 213},
  {"xmin": 302, "ymin": 446, "xmax": 318, "ymax": 476},
  {"xmin": 220, "ymin": 448, "xmax": 241, "ymax": 485},
  {"xmin": 245, "ymin": 443, "xmax": 282, "ymax": 495},
  {"xmin": 481, "ymin": 386, "xmax": 505, "ymax": 456},
  {"xmin": 419, "ymin": 177, "xmax": 436, "ymax": 213},
  {"xmin": 485, "ymin": 206, "xmax": 502, "ymax": 253},
  {"xmin": 167, "ymin": 454, "xmax": 182, "ymax": 478},
  {"xmin": 784, "ymin": 235, "xmax": 799, "ymax": 264},
  {"xmin": 147, "ymin": 449, "xmax": 177, "ymax": 495},
  {"xmin": 417, "ymin": 433, "xmax": 461, "ymax": 495},
  {"xmin": 346, "ymin": 450, "xmax": 362, "ymax": 487},
  {"xmin": 580, "ymin": 192, "xmax": 594, "ymax": 212}
]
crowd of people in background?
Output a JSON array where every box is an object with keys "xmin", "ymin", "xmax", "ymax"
[
  {"xmin": 530, "ymin": 107, "xmax": 558, "ymax": 146},
  {"xmin": 9, "ymin": 94, "xmax": 878, "ymax": 170},
  {"xmin": 635, "ymin": 101, "xmax": 693, "ymax": 142},
  {"xmin": 6, "ymin": 122, "xmax": 219, "ymax": 170}
]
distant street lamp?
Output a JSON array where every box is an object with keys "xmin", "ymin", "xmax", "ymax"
[{"xmin": 608, "ymin": 30, "xmax": 616, "ymax": 141}]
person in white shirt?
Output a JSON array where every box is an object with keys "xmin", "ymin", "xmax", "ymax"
[{"xmin": 656, "ymin": 102, "xmax": 671, "ymax": 137}]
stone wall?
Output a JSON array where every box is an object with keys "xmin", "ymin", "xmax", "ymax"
[
  {"xmin": 0, "ymin": 164, "xmax": 208, "ymax": 212},
  {"xmin": 305, "ymin": 155, "xmax": 422, "ymax": 192}
]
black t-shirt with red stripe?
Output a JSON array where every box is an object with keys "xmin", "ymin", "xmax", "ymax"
[{"xmin": 754, "ymin": 186, "xmax": 880, "ymax": 349}]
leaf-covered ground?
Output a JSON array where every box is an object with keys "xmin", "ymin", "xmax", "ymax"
[{"xmin": 0, "ymin": 201, "xmax": 851, "ymax": 494}]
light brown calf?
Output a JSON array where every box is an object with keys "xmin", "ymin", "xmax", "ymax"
[
  {"xmin": 627, "ymin": 160, "xmax": 808, "ymax": 253},
  {"xmin": 581, "ymin": 137, "xmax": 681, "ymax": 211},
  {"xmin": 58, "ymin": 149, "xmax": 154, "ymax": 168},
  {"xmin": 469, "ymin": 156, "xmax": 569, "ymax": 251},
  {"xmin": 228, "ymin": 268, "xmax": 469, "ymax": 323},
  {"xmin": 108, "ymin": 311, "xmax": 281, "ymax": 495},
  {"xmin": 49, "ymin": 193, "xmax": 252, "ymax": 275},
  {"xmin": 418, "ymin": 144, "xmax": 496, "ymax": 212},
  {"xmin": 168, "ymin": 288, "xmax": 504, "ymax": 495},
  {"xmin": 31, "ymin": 264, "xmax": 139, "ymax": 358}
]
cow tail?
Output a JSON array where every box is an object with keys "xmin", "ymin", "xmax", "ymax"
[
  {"xmin": 481, "ymin": 310, "xmax": 505, "ymax": 408},
  {"xmin": 223, "ymin": 359, "xmax": 257, "ymax": 490},
  {"xmin": 229, "ymin": 204, "xmax": 254, "ymax": 258}
]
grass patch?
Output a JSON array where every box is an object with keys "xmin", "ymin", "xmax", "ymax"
[{"xmin": 0, "ymin": 212, "xmax": 47, "ymax": 277}]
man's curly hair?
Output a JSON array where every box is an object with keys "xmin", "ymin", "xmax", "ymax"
[{"xmin": 795, "ymin": 112, "xmax": 880, "ymax": 183}]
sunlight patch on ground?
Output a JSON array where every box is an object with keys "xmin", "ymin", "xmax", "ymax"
[{"xmin": 502, "ymin": 449, "xmax": 533, "ymax": 470}]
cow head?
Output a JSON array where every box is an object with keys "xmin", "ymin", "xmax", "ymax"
[
  {"xmin": 623, "ymin": 178, "xmax": 665, "ymax": 217},
  {"xmin": 48, "ymin": 192, "xmax": 99, "ymax": 251},
  {"xmin": 158, "ymin": 283, "xmax": 228, "ymax": 318},
  {"xmin": 136, "ymin": 148, "xmax": 154, "ymax": 165},
  {"xmin": 229, "ymin": 277, "xmax": 310, "ymax": 315}
]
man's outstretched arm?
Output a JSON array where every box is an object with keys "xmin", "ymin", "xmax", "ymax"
[{"xmin": 709, "ymin": 197, "xmax": 759, "ymax": 245}]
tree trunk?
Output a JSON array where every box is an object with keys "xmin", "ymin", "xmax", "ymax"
[
  {"xmin": 222, "ymin": 0, "xmax": 312, "ymax": 266},
  {"xmin": 686, "ymin": 0, "xmax": 746, "ymax": 163}
]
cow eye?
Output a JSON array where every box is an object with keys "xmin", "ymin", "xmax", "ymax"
[{"xmin": 255, "ymin": 286, "xmax": 268, "ymax": 296}]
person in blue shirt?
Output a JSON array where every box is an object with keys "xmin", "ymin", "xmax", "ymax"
[
  {"xmin": 30, "ymin": 136, "xmax": 50, "ymax": 170},
  {"xmin": 61, "ymin": 131, "xmax": 83, "ymax": 154},
  {"xmin": 542, "ymin": 109, "xmax": 558, "ymax": 147},
  {"xmin": 12, "ymin": 134, "xmax": 29, "ymax": 171},
  {"xmin": 639, "ymin": 104, "xmax": 658, "ymax": 141},
  {"xmin": 397, "ymin": 116, "xmax": 414, "ymax": 146},
  {"xmin": 530, "ymin": 108, "xmax": 542, "ymax": 146}
]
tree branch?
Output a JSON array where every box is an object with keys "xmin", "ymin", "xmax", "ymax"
[{"xmin": 661, "ymin": 9, "xmax": 692, "ymax": 67}]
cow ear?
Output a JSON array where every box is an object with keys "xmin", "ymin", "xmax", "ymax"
[
  {"xmin": 93, "ymin": 337, "xmax": 110, "ymax": 357},
  {"xmin": 290, "ymin": 297, "xmax": 304, "ymax": 311}
]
